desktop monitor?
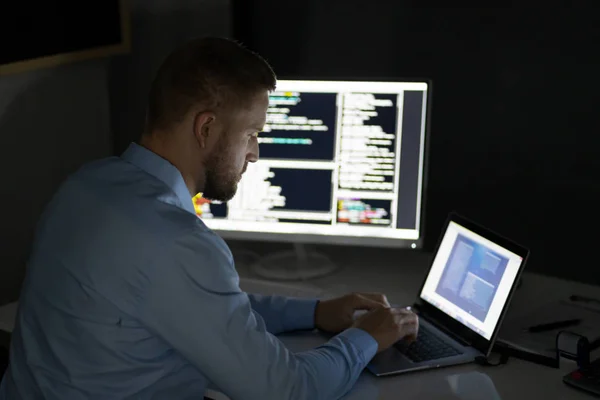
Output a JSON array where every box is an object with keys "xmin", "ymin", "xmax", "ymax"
[{"xmin": 194, "ymin": 79, "xmax": 431, "ymax": 278}]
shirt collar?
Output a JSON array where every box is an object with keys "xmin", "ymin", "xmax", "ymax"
[{"xmin": 121, "ymin": 142, "xmax": 196, "ymax": 215}]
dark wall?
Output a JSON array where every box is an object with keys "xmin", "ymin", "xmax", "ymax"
[
  {"xmin": 0, "ymin": 61, "xmax": 113, "ymax": 306},
  {"xmin": 109, "ymin": 0, "xmax": 232, "ymax": 155},
  {"xmin": 0, "ymin": 0, "xmax": 232, "ymax": 306},
  {"xmin": 233, "ymin": 3, "xmax": 600, "ymax": 285}
]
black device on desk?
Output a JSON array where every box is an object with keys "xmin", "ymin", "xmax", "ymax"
[
  {"xmin": 366, "ymin": 213, "xmax": 530, "ymax": 376},
  {"xmin": 564, "ymin": 358, "xmax": 600, "ymax": 397},
  {"xmin": 0, "ymin": 330, "xmax": 10, "ymax": 379},
  {"xmin": 0, "ymin": 346, "xmax": 7, "ymax": 377}
]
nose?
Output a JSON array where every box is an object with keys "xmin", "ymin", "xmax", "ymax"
[{"xmin": 247, "ymin": 137, "xmax": 259, "ymax": 163}]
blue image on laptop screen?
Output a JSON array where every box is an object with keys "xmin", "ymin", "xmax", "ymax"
[{"xmin": 434, "ymin": 234, "xmax": 509, "ymax": 322}]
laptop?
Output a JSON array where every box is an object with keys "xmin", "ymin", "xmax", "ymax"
[{"xmin": 367, "ymin": 212, "xmax": 529, "ymax": 376}]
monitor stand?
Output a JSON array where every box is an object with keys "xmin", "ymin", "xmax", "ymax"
[{"xmin": 250, "ymin": 243, "xmax": 338, "ymax": 281}]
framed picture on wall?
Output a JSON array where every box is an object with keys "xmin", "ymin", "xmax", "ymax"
[{"xmin": 0, "ymin": 0, "xmax": 131, "ymax": 76}]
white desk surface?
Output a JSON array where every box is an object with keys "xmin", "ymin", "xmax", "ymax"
[
  {"xmin": 234, "ymin": 248, "xmax": 599, "ymax": 400},
  {"xmin": 1, "ymin": 248, "xmax": 598, "ymax": 399}
]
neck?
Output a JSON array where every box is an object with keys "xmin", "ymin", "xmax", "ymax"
[{"xmin": 139, "ymin": 133, "xmax": 206, "ymax": 197}]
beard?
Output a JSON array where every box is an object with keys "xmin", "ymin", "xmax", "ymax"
[
  {"xmin": 201, "ymin": 142, "xmax": 241, "ymax": 202},
  {"xmin": 202, "ymin": 167, "xmax": 239, "ymax": 202}
]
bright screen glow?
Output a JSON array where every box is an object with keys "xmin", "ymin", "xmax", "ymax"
[
  {"xmin": 196, "ymin": 80, "xmax": 429, "ymax": 247},
  {"xmin": 420, "ymin": 221, "xmax": 524, "ymax": 340}
]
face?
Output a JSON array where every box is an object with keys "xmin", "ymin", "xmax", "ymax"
[{"xmin": 201, "ymin": 90, "xmax": 269, "ymax": 202}]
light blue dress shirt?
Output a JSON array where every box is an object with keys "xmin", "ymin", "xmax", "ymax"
[{"xmin": 0, "ymin": 143, "xmax": 378, "ymax": 399}]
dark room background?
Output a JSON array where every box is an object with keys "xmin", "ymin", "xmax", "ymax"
[
  {"xmin": 0, "ymin": 0, "xmax": 231, "ymax": 306},
  {"xmin": 1, "ymin": 3, "xmax": 599, "ymax": 307},
  {"xmin": 232, "ymin": 3, "xmax": 600, "ymax": 285}
]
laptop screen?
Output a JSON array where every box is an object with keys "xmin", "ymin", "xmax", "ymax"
[{"xmin": 419, "ymin": 220, "xmax": 524, "ymax": 340}]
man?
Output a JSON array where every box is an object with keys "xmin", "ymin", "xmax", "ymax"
[{"xmin": 0, "ymin": 37, "xmax": 418, "ymax": 399}]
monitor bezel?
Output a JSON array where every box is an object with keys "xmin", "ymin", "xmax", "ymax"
[
  {"xmin": 414, "ymin": 212, "xmax": 530, "ymax": 356},
  {"xmin": 210, "ymin": 76, "xmax": 433, "ymax": 250}
]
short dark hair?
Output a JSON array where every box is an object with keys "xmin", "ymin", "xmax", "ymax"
[{"xmin": 145, "ymin": 37, "xmax": 276, "ymax": 133}]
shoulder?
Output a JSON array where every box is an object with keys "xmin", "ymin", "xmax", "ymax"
[
  {"xmin": 68, "ymin": 156, "xmax": 158, "ymax": 190},
  {"xmin": 60, "ymin": 156, "xmax": 189, "ymax": 230},
  {"xmin": 152, "ymin": 222, "xmax": 239, "ymax": 292}
]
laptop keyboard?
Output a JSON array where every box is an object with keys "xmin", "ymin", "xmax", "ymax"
[{"xmin": 395, "ymin": 325, "xmax": 462, "ymax": 362}]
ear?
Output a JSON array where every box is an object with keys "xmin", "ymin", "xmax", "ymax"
[{"xmin": 192, "ymin": 111, "xmax": 217, "ymax": 149}]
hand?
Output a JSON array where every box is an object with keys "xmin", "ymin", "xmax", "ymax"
[
  {"xmin": 314, "ymin": 292, "xmax": 391, "ymax": 333},
  {"xmin": 352, "ymin": 307, "xmax": 419, "ymax": 353}
]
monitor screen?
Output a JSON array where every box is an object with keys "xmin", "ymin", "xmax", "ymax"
[
  {"xmin": 420, "ymin": 221, "xmax": 525, "ymax": 340},
  {"xmin": 196, "ymin": 79, "xmax": 430, "ymax": 248}
]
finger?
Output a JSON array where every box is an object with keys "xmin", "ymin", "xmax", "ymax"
[
  {"xmin": 404, "ymin": 332, "xmax": 418, "ymax": 344},
  {"xmin": 407, "ymin": 321, "xmax": 419, "ymax": 340},
  {"xmin": 394, "ymin": 313, "xmax": 418, "ymax": 326},
  {"xmin": 398, "ymin": 319, "xmax": 419, "ymax": 342},
  {"xmin": 353, "ymin": 292, "xmax": 391, "ymax": 308},
  {"xmin": 350, "ymin": 293, "xmax": 389, "ymax": 310},
  {"xmin": 405, "ymin": 315, "xmax": 419, "ymax": 330},
  {"xmin": 390, "ymin": 306, "xmax": 416, "ymax": 316}
]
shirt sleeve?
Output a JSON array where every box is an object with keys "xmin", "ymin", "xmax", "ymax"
[
  {"xmin": 247, "ymin": 294, "xmax": 318, "ymax": 334},
  {"xmin": 136, "ymin": 227, "xmax": 378, "ymax": 400}
]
